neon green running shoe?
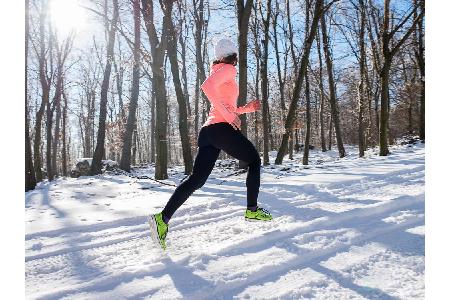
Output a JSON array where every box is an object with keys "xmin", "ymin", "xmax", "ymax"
[
  {"xmin": 245, "ymin": 207, "xmax": 273, "ymax": 221},
  {"xmin": 148, "ymin": 212, "xmax": 169, "ymax": 250}
]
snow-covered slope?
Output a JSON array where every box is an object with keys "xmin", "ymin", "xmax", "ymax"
[{"xmin": 25, "ymin": 143, "xmax": 425, "ymax": 299}]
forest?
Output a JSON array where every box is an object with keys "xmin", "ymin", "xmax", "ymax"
[{"xmin": 24, "ymin": 0, "xmax": 425, "ymax": 191}]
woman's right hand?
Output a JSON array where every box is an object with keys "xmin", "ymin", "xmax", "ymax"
[
  {"xmin": 230, "ymin": 115, "xmax": 241, "ymax": 130},
  {"xmin": 247, "ymin": 99, "xmax": 261, "ymax": 112}
]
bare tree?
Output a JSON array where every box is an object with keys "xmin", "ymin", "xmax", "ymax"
[
  {"xmin": 166, "ymin": 0, "xmax": 193, "ymax": 175},
  {"xmin": 120, "ymin": 0, "xmax": 141, "ymax": 172},
  {"xmin": 275, "ymin": 0, "xmax": 324, "ymax": 165},
  {"xmin": 357, "ymin": 0, "xmax": 367, "ymax": 157},
  {"xmin": 377, "ymin": 0, "xmax": 423, "ymax": 155},
  {"xmin": 303, "ymin": 0, "xmax": 312, "ymax": 165},
  {"xmin": 192, "ymin": 0, "xmax": 209, "ymax": 137},
  {"xmin": 33, "ymin": 0, "xmax": 53, "ymax": 182},
  {"xmin": 316, "ymin": 31, "xmax": 327, "ymax": 152},
  {"xmin": 260, "ymin": 0, "xmax": 272, "ymax": 165},
  {"xmin": 61, "ymin": 87, "xmax": 68, "ymax": 176},
  {"xmin": 141, "ymin": 0, "xmax": 172, "ymax": 179},
  {"xmin": 236, "ymin": 0, "xmax": 254, "ymax": 138},
  {"xmin": 320, "ymin": 9, "xmax": 346, "ymax": 158},
  {"xmin": 91, "ymin": 0, "xmax": 119, "ymax": 175},
  {"xmin": 51, "ymin": 33, "xmax": 73, "ymax": 178}
]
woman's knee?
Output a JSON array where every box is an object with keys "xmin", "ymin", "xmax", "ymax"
[{"xmin": 189, "ymin": 174, "xmax": 209, "ymax": 190}]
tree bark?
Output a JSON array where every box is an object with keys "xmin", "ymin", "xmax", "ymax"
[
  {"xmin": 120, "ymin": 0, "xmax": 141, "ymax": 172},
  {"xmin": 357, "ymin": 0, "xmax": 367, "ymax": 157},
  {"xmin": 303, "ymin": 0, "xmax": 311, "ymax": 165},
  {"xmin": 166, "ymin": 0, "xmax": 193, "ymax": 175},
  {"xmin": 316, "ymin": 32, "xmax": 327, "ymax": 152},
  {"xmin": 260, "ymin": 0, "xmax": 271, "ymax": 166},
  {"xmin": 414, "ymin": 0, "xmax": 425, "ymax": 141},
  {"xmin": 62, "ymin": 89, "xmax": 68, "ymax": 176},
  {"xmin": 237, "ymin": 0, "xmax": 254, "ymax": 167},
  {"xmin": 34, "ymin": 0, "xmax": 52, "ymax": 182},
  {"xmin": 321, "ymin": 12, "xmax": 346, "ymax": 158},
  {"xmin": 142, "ymin": 0, "xmax": 171, "ymax": 179},
  {"xmin": 51, "ymin": 71, "xmax": 62, "ymax": 177},
  {"xmin": 302, "ymin": 66, "xmax": 312, "ymax": 165},
  {"xmin": 272, "ymin": 1, "xmax": 286, "ymax": 115},
  {"xmin": 51, "ymin": 36, "xmax": 72, "ymax": 178},
  {"xmin": 25, "ymin": 0, "xmax": 36, "ymax": 191},
  {"xmin": 91, "ymin": 0, "xmax": 119, "ymax": 175},
  {"xmin": 45, "ymin": 83, "xmax": 54, "ymax": 181},
  {"xmin": 150, "ymin": 87, "xmax": 155, "ymax": 163}
]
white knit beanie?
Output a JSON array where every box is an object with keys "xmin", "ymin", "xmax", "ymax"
[{"xmin": 214, "ymin": 38, "xmax": 238, "ymax": 60}]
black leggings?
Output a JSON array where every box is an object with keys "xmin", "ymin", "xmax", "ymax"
[{"xmin": 162, "ymin": 122, "xmax": 261, "ymax": 220}]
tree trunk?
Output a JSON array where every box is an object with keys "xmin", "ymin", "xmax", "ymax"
[
  {"xmin": 91, "ymin": 0, "xmax": 119, "ymax": 175},
  {"xmin": 272, "ymin": 2, "xmax": 286, "ymax": 115},
  {"xmin": 46, "ymin": 90, "xmax": 54, "ymax": 181},
  {"xmin": 237, "ymin": 0, "xmax": 254, "ymax": 168},
  {"xmin": 62, "ymin": 89, "xmax": 68, "ymax": 176},
  {"xmin": 142, "ymin": 0, "xmax": 171, "ymax": 179},
  {"xmin": 150, "ymin": 88, "xmax": 156, "ymax": 163},
  {"xmin": 167, "ymin": 0, "xmax": 193, "ymax": 175},
  {"xmin": 193, "ymin": 0, "xmax": 208, "ymax": 137},
  {"xmin": 26, "ymin": 99, "xmax": 36, "ymax": 191},
  {"xmin": 251, "ymin": 3, "xmax": 261, "ymax": 151},
  {"xmin": 25, "ymin": 0, "xmax": 36, "ymax": 191},
  {"xmin": 52, "ymin": 77, "xmax": 62, "ymax": 177},
  {"xmin": 120, "ymin": 0, "xmax": 141, "ymax": 172},
  {"xmin": 316, "ymin": 32, "xmax": 327, "ymax": 152},
  {"xmin": 286, "ymin": 0, "xmax": 298, "ymax": 73},
  {"xmin": 357, "ymin": 0, "xmax": 367, "ymax": 157},
  {"xmin": 321, "ymin": 12, "xmax": 346, "ymax": 158},
  {"xmin": 328, "ymin": 114, "xmax": 333, "ymax": 150},
  {"xmin": 303, "ymin": 0, "xmax": 311, "ymax": 165},
  {"xmin": 415, "ymin": 0, "xmax": 425, "ymax": 141},
  {"xmin": 34, "ymin": 0, "xmax": 51, "ymax": 182},
  {"xmin": 379, "ymin": 59, "xmax": 391, "ymax": 156},
  {"xmin": 275, "ymin": 0, "xmax": 324, "ymax": 165},
  {"xmin": 260, "ymin": 0, "xmax": 271, "ymax": 166},
  {"xmin": 52, "ymin": 38, "xmax": 70, "ymax": 178},
  {"xmin": 302, "ymin": 66, "xmax": 311, "ymax": 165},
  {"xmin": 177, "ymin": 1, "xmax": 190, "ymax": 116}
]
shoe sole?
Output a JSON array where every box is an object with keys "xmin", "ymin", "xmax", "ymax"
[
  {"xmin": 148, "ymin": 215, "xmax": 164, "ymax": 250},
  {"xmin": 245, "ymin": 217, "xmax": 273, "ymax": 222}
]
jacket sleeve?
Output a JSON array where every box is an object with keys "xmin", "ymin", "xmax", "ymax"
[
  {"xmin": 236, "ymin": 105, "xmax": 255, "ymax": 115},
  {"xmin": 200, "ymin": 65, "xmax": 237, "ymax": 123}
]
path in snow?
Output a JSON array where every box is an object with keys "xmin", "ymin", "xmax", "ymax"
[{"xmin": 25, "ymin": 144, "xmax": 425, "ymax": 299}]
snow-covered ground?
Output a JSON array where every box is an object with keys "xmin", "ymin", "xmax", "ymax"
[{"xmin": 25, "ymin": 143, "xmax": 425, "ymax": 299}]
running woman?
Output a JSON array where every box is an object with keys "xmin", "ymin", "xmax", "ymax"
[{"xmin": 148, "ymin": 38, "xmax": 272, "ymax": 250}]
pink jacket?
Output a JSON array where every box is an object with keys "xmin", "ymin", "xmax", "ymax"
[{"xmin": 200, "ymin": 63, "xmax": 254, "ymax": 128}]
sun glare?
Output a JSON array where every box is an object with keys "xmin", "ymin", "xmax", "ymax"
[{"xmin": 49, "ymin": 0, "xmax": 86, "ymax": 36}]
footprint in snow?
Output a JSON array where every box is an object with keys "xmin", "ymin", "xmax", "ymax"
[{"xmin": 31, "ymin": 242, "xmax": 43, "ymax": 251}]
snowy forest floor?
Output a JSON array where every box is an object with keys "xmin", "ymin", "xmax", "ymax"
[{"xmin": 25, "ymin": 142, "xmax": 425, "ymax": 300}]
